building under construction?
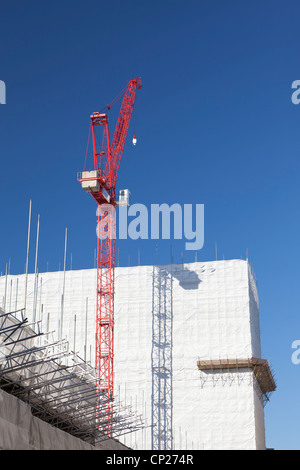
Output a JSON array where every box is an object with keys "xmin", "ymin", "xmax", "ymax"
[
  {"xmin": 0, "ymin": 78, "xmax": 276, "ymax": 450},
  {"xmin": 0, "ymin": 258, "xmax": 276, "ymax": 450}
]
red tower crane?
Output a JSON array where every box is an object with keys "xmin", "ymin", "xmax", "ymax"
[{"xmin": 78, "ymin": 78, "xmax": 142, "ymax": 435}]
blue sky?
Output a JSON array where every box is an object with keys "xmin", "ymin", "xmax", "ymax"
[{"xmin": 1, "ymin": 0, "xmax": 300, "ymax": 449}]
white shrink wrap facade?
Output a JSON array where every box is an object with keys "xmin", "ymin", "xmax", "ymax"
[{"xmin": 0, "ymin": 259, "xmax": 272, "ymax": 450}]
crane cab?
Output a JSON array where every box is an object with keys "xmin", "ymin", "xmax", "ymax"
[{"xmin": 117, "ymin": 189, "xmax": 130, "ymax": 206}]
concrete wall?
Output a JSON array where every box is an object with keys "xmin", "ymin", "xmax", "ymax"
[{"xmin": 0, "ymin": 389, "xmax": 128, "ymax": 450}]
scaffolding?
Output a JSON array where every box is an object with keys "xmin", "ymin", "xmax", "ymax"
[
  {"xmin": 151, "ymin": 265, "xmax": 173, "ymax": 450},
  {"xmin": 0, "ymin": 307, "xmax": 144, "ymax": 445},
  {"xmin": 197, "ymin": 358, "xmax": 276, "ymax": 406}
]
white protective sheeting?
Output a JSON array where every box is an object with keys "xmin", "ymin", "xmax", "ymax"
[{"xmin": 0, "ymin": 259, "xmax": 266, "ymax": 450}]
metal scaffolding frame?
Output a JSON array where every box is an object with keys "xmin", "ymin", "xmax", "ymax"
[
  {"xmin": 0, "ymin": 307, "xmax": 144, "ymax": 445},
  {"xmin": 151, "ymin": 265, "xmax": 173, "ymax": 450},
  {"xmin": 197, "ymin": 358, "xmax": 277, "ymax": 406}
]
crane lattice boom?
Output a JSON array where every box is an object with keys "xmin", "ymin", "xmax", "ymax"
[{"xmin": 78, "ymin": 78, "xmax": 142, "ymax": 436}]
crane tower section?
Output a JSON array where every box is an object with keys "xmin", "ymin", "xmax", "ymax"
[{"xmin": 78, "ymin": 78, "xmax": 142, "ymax": 435}]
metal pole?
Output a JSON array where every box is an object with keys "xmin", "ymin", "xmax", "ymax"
[
  {"xmin": 15, "ymin": 278, "xmax": 18, "ymax": 311},
  {"xmin": 33, "ymin": 214, "xmax": 40, "ymax": 323},
  {"xmin": 9, "ymin": 279, "xmax": 12, "ymax": 312},
  {"xmin": 73, "ymin": 314, "xmax": 77, "ymax": 353},
  {"xmin": 84, "ymin": 297, "xmax": 88, "ymax": 362},
  {"xmin": 24, "ymin": 199, "xmax": 32, "ymax": 311},
  {"xmin": 38, "ymin": 278, "xmax": 43, "ymax": 323},
  {"xmin": 3, "ymin": 262, "xmax": 8, "ymax": 311},
  {"xmin": 60, "ymin": 227, "xmax": 67, "ymax": 338}
]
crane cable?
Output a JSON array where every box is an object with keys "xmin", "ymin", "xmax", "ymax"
[
  {"xmin": 84, "ymin": 82, "xmax": 130, "ymax": 169},
  {"xmin": 83, "ymin": 122, "xmax": 92, "ymax": 171},
  {"xmin": 99, "ymin": 84, "xmax": 127, "ymax": 114}
]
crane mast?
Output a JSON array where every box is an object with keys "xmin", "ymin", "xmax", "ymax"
[{"xmin": 78, "ymin": 78, "xmax": 142, "ymax": 435}]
